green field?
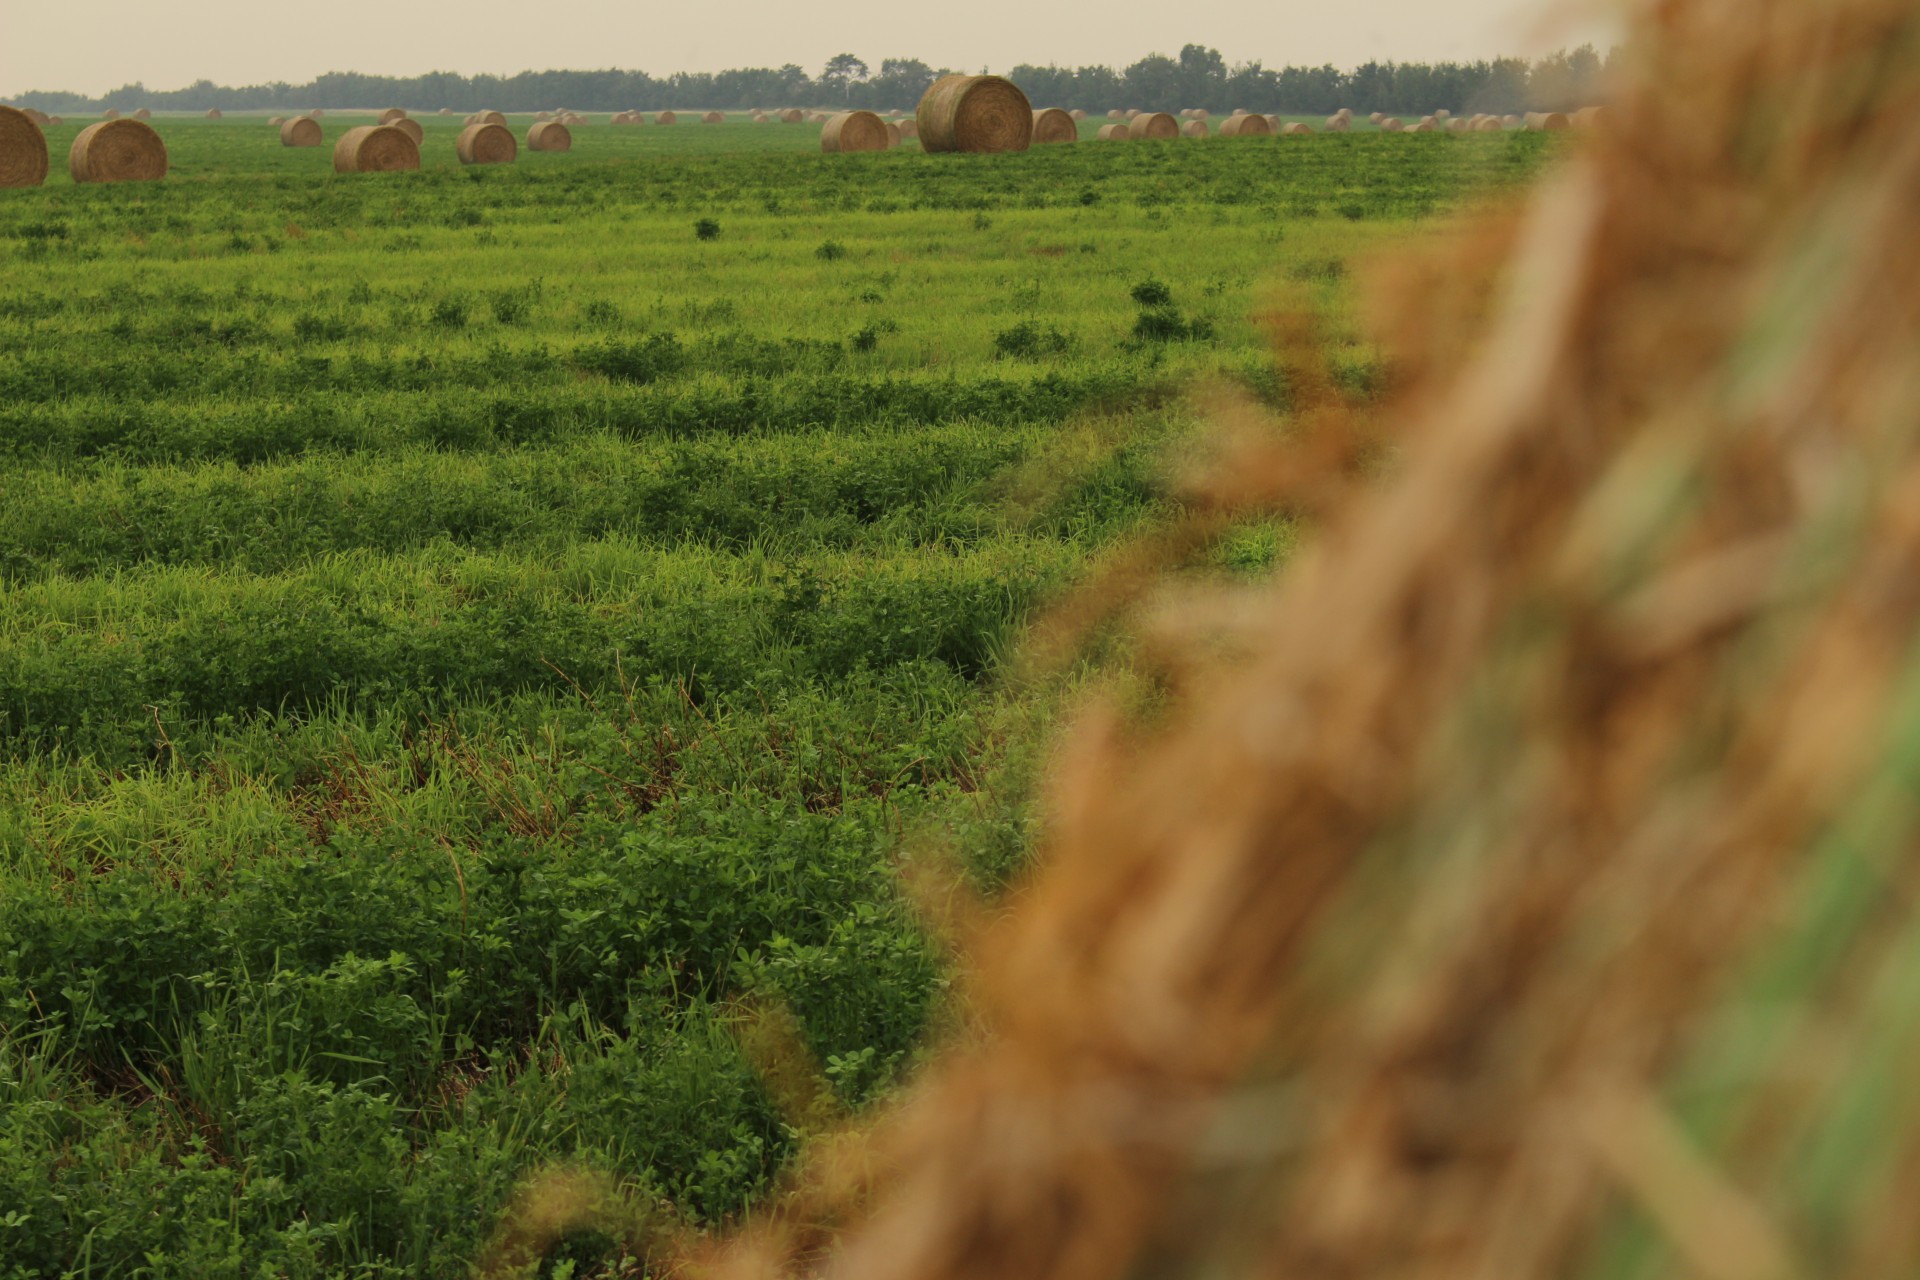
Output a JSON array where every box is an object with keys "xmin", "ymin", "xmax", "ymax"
[{"xmin": 0, "ymin": 120, "xmax": 1552, "ymax": 1278}]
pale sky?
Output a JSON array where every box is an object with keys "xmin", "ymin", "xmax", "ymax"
[{"xmin": 1, "ymin": 0, "xmax": 1621, "ymax": 97}]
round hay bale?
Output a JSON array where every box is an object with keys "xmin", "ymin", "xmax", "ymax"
[
  {"xmin": 780, "ymin": 108, "xmax": 803, "ymax": 123},
  {"xmin": 701, "ymin": 111, "xmax": 724, "ymax": 123},
  {"xmin": 46, "ymin": 117, "xmax": 61, "ymax": 126},
  {"xmin": 455, "ymin": 122, "xmax": 516, "ymax": 164},
  {"xmin": 69, "ymin": 119, "xmax": 167, "ymax": 183},
  {"xmin": 657, "ymin": 110, "xmax": 677, "ymax": 124},
  {"xmin": 379, "ymin": 108, "xmax": 407, "ymax": 125},
  {"xmin": 438, "ymin": 108, "xmax": 453, "ymax": 116},
  {"xmin": 1572, "ymin": 106, "xmax": 1610, "ymax": 128},
  {"xmin": 1191, "ymin": 108, "xmax": 1210, "ymax": 121},
  {"xmin": 1336, "ymin": 107, "xmax": 1353, "ymax": 119},
  {"xmin": 1434, "ymin": 108, "xmax": 1451, "ymax": 120},
  {"xmin": 1325, "ymin": 115, "xmax": 1350, "ymax": 132},
  {"xmin": 204, "ymin": 108, "xmax": 222, "ymax": 119},
  {"xmin": 1503, "ymin": 113, "xmax": 1524, "ymax": 127},
  {"xmin": 1474, "ymin": 115, "xmax": 1505, "ymax": 131},
  {"xmin": 1129, "ymin": 111, "xmax": 1178, "ymax": 140},
  {"xmin": 333, "ymin": 124, "xmax": 420, "ymax": 173},
  {"xmin": 916, "ymin": 74, "xmax": 1032, "ymax": 153},
  {"xmin": 897, "ymin": 118, "xmax": 918, "ymax": 140},
  {"xmin": 268, "ymin": 116, "xmax": 285, "ymax": 126},
  {"xmin": 1180, "ymin": 120, "xmax": 1208, "ymax": 138},
  {"xmin": 821, "ymin": 109, "xmax": 889, "ymax": 153},
  {"xmin": 308, "ymin": 109, "xmax": 324, "ymax": 118},
  {"xmin": 0, "ymin": 106, "xmax": 50, "ymax": 188},
  {"xmin": 1263, "ymin": 114, "xmax": 1283, "ymax": 131},
  {"xmin": 132, "ymin": 108, "xmax": 150, "ymax": 120},
  {"xmin": 1069, "ymin": 108, "xmax": 1086, "ymax": 120},
  {"xmin": 1031, "ymin": 107, "xmax": 1076, "ymax": 144},
  {"xmin": 390, "ymin": 117, "xmax": 424, "ymax": 145},
  {"xmin": 886, "ymin": 121, "xmax": 902, "ymax": 146},
  {"xmin": 473, "ymin": 109, "xmax": 505, "ymax": 126},
  {"xmin": 1525, "ymin": 111, "xmax": 1571, "ymax": 131},
  {"xmin": 535, "ymin": 111, "xmax": 552, "ymax": 122},
  {"xmin": 1219, "ymin": 112, "xmax": 1271, "ymax": 137},
  {"xmin": 20, "ymin": 107, "xmax": 49, "ymax": 126},
  {"xmin": 527, "ymin": 120, "xmax": 572, "ymax": 151},
  {"xmin": 1370, "ymin": 111, "xmax": 1385, "ymax": 124},
  {"xmin": 280, "ymin": 117, "xmax": 322, "ymax": 147},
  {"xmin": 1125, "ymin": 108, "xmax": 1141, "ymax": 119},
  {"xmin": 1282, "ymin": 121, "xmax": 1314, "ymax": 135},
  {"xmin": 1096, "ymin": 122, "xmax": 1131, "ymax": 141},
  {"xmin": 1408, "ymin": 119, "xmax": 1435, "ymax": 133},
  {"xmin": 1447, "ymin": 117, "xmax": 1471, "ymax": 133},
  {"xmin": 1107, "ymin": 109, "xmax": 1125, "ymax": 120},
  {"xmin": 1380, "ymin": 117, "xmax": 1404, "ymax": 132},
  {"xmin": 101, "ymin": 109, "xmax": 120, "ymax": 120}
]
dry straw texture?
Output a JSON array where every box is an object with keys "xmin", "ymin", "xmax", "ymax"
[
  {"xmin": 1281, "ymin": 121, "xmax": 1314, "ymax": 134},
  {"xmin": 69, "ymin": 119, "xmax": 167, "ymax": 183},
  {"xmin": 886, "ymin": 121, "xmax": 902, "ymax": 147},
  {"xmin": 1325, "ymin": 114, "xmax": 1351, "ymax": 131},
  {"xmin": 1096, "ymin": 122, "xmax": 1131, "ymax": 141},
  {"xmin": 657, "ymin": 110, "xmax": 678, "ymax": 124},
  {"xmin": 1030, "ymin": 107, "xmax": 1077, "ymax": 143},
  {"xmin": 279, "ymin": 117, "xmax": 322, "ymax": 147},
  {"xmin": 916, "ymin": 74, "xmax": 1033, "ymax": 152},
  {"xmin": 455, "ymin": 122, "xmax": 516, "ymax": 165},
  {"xmin": 469, "ymin": 110, "xmax": 506, "ymax": 127},
  {"xmin": 390, "ymin": 117, "xmax": 424, "ymax": 145},
  {"xmin": 333, "ymin": 124, "xmax": 419, "ymax": 173},
  {"xmin": 378, "ymin": 108, "xmax": 407, "ymax": 125},
  {"xmin": 1106, "ymin": 108, "xmax": 1125, "ymax": 119},
  {"xmin": 527, "ymin": 121, "xmax": 571, "ymax": 152},
  {"xmin": 1128, "ymin": 111, "xmax": 1178, "ymax": 140},
  {"xmin": 483, "ymin": 2, "xmax": 1920, "ymax": 1280},
  {"xmin": 0, "ymin": 105, "xmax": 50, "ymax": 188},
  {"xmin": 820, "ymin": 110, "xmax": 890, "ymax": 153},
  {"xmin": 1526, "ymin": 110, "xmax": 1572, "ymax": 130},
  {"xmin": 896, "ymin": 119, "xmax": 917, "ymax": 139},
  {"xmin": 702, "ymin": 111, "xmax": 725, "ymax": 124},
  {"xmin": 20, "ymin": 107, "xmax": 49, "ymax": 126},
  {"xmin": 1218, "ymin": 112, "xmax": 1272, "ymax": 137},
  {"xmin": 1180, "ymin": 120, "xmax": 1209, "ymax": 138},
  {"xmin": 781, "ymin": 108, "xmax": 803, "ymax": 123},
  {"xmin": 1070, "ymin": 108, "xmax": 1086, "ymax": 119}
]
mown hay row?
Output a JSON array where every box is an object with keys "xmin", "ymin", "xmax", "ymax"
[
  {"xmin": 0, "ymin": 106, "xmax": 49, "ymax": 188},
  {"xmin": 333, "ymin": 124, "xmax": 419, "ymax": 173},
  {"xmin": 455, "ymin": 122, "xmax": 516, "ymax": 165},
  {"xmin": 69, "ymin": 118, "xmax": 166, "ymax": 183},
  {"xmin": 916, "ymin": 74, "xmax": 1032, "ymax": 153},
  {"xmin": 1030, "ymin": 107, "xmax": 1077, "ymax": 144}
]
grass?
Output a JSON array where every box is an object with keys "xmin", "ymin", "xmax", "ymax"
[{"xmin": 0, "ymin": 119, "xmax": 1553, "ymax": 1278}]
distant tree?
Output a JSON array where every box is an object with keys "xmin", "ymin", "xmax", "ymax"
[{"xmin": 821, "ymin": 53, "xmax": 870, "ymax": 102}]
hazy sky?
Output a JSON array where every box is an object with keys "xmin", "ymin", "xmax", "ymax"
[{"xmin": 2, "ymin": 0, "xmax": 1620, "ymax": 96}]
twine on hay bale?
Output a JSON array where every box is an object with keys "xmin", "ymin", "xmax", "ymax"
[
  {"xmin": 69, "ymin": 119, "xmax": 167, "ymax": 183},
  {"xmin": 820, "ymin": 110, "xmax": 890, "ymax": 153},
  {"xmin": 1096, "ymin": 122, "xmax": 1131, "ymax": 141},
  {"xmin": 455, "ymin": 122, "xmax": 516, "ymax": 164},
  {"xmin": 1129, "ymin": 111, "xmax": 1178, "ymax": 140},
  {"xmin": 528, "ymin": 121, "xmax": 572, "ymax": 151},
  {"xmin": 0, "ymin": 106, "xmax": 50, "ymax": 188},
  {"xmin": 280, "ymin": 117, "xmax": 322, "ymax": 147},
  {"xmin": 1031, "ymin": 107, "xmax": 1077, "ymax": 143},
  {"xmin": 916, "ymin": 74, "xmax": 1032, "ymax": 153},
  {"xmin": 379, "ymin": 108, "xmax": 407, "ymax": 125},
  {"xmin": 204, "ymin": 108, "xmax": 221, "ymax": 119},
  {"xmin": 702, "ymin": 111, "xmax": 725, "ymax": 123},
  {"xmin": 1219, "ymin": 113, "xmax": 1271, "ymax": 137},
  {"xmin": 390, "ymin": 117, "xmax": 423, "ymax": 145},
  {"xmin": 333, "ymin": 124, "xmax": 419, "ymax": 173},
  {"xmin": 1525, "ymin": 111, "xmax": 1571, "ymax": 130},
  {"xmin": 1181, "ymin": 120, "xmax": 1209, "ymax": 137}
]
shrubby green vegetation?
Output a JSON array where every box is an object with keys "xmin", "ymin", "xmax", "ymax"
[{"xmin": 0, "ymin": 123, "xmax": 1552, "ymax": 1277}]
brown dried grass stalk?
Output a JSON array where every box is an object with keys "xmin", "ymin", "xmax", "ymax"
[
  {"xmin": 69, "ymin": 119, "xmax": 167, "ymax": 183},
  {"xmin": 916, "ymin": 74, "xmax": 1032, "ymax": 153},
  {"xmin": 455, "ymin": 122, "xmax": 516, "ymax": 165},
  {"xmin": 1031, "ymin": 107, "xmax": 1077, "ymax": 144},
  {"xmin": 333, "ymin": 124, "xmax": 419, "ymax": 173},
  {"xmin": 0, "ymin": 105, "xmax": 49, "ymax": 188},
  {"xmin": 650, "ymin": 0, "xmax": 1920, "ymax": 1278}
]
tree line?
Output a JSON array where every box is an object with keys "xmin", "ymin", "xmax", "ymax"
[{"xmin": 11, "ymin": 44, "xmax": 1613, "ymax": 116}]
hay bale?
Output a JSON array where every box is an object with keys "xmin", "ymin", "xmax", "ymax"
[
  {"xmin": 473, "ymin": 109, "xmax": 506, "ymax": 127},
  {"xmin": 390, "ymin": 117, "xmax": 424, "ymax": 145},
  {"xmin": 1380, "ymin": 117, "xmax": 1404, "ymax": 132},
  {"xmin": 280, "ymin": 117, "xmax": 322, "ymax": 147},
  {"xmin": 1129, "ymin": 111, "xmax": 1178, "ymax": 140},
  {"xmin": 132, "ymin": 108, "xmax": 150, "ymax": 120},
  {"xmin": 1097, "ymin": 122, "xmax": 1131, "ymax": 141},
  {"xmin": 702, "ymin": 110, "xmax": 725, "ymax": 124},
  {"xmin": 438, "ymin": 108, "xmax": 452, "ymax": 116},
  {"xmin": 535, "ymin": 111, "xmax": 552, "ymax": 122},
  {"xmin": 1220, "ymin": 113, "xmax": 1272, "ymax": 137},
  {"xmin": 1069, "ymin": 108, "xmax": 1086, "ymax": 120},
  {"xmin": 1180, "ymin": 120, "xmax": 1209, "ymax": 138},
  {"xmin": 1408, "ymin": 119, "xmax": 1435, "ymax": 133},
  {"xmin": 1125, "ymin": 108, "xmax": 1141, "ymax": 119},
  {"xmin": 46, "ymin": 117, "xmax": 60, "ymax": 126},
  {"xmin": 0, "ymin": 106, "xmax": 50, "ymax": 188},
  {"xmin": 308, "ymin": 109, "xmax": 324, "ymax": 118},
  {"xmin": 886, "ymin": 121, "xmax": 902, "ymax": 146},
  {"xmin": 1447, "ymin": 117, "xmax": 1471, "ymax": 133},
  {"xmin": 1503, "ymin": 113, "xmax": 1524, "ymax": 127},
  {"xmin": 204, "ymin": 108, "xmax": 222, "ymax": 119},
  {"xmin": 1370, "ymin": 111, "xmax": 1385, "ymax": 123},
  {"xmin": 1281, "ymin": 121, "xmax": 1314, "ymax": 135},
  {"xmin": 1572, "ymin": 106, "xmax": 1610, "ymax": 128},
  {"xmin": 379, "ymin": 108, "xmax": 407, "ymax": 125},
  {"xmin": 1188, "ymin": 108, "xmax": 1210, "ymax": 121},
  {"xmin": 1031, "ymin": 107, "xmax": 1077, "ymax": 144},
  {"xmin": 527, "ymin": 120, "xmax": 572, "ymax": 152},
  {"xmin": 1264, "ymin": 115, "xmax": 1284, "ymax": 131},
  {"xmin": 1434, "ymin": 107, "xmax": 1451, "ymax": 120},
  {"xmin": 1325, "ymin": 115, "xmax": 1350, "ymax": 132},
  {"xmin": 101, "ymin": 109, "xmax": 120, "ymax": 120},
  {"xmin": 20, "ymin": 107, "xmax": 49, "ymax": 126},
  {"xmin": 821, "ymin": 109, "xmax": 890, "ymax": 153},
  {"xmin": 455, "ymin": 121, "xmax": 516, "ymax": 164},
  {"xmin": 69, "ymin": 119, "xmax": 167, "ymax": 183},
  {"xmin": 1473, "ymin": 115, "xmax": 1505, "ymax": 132},
  {"xmin": 1335, "ymin": 107, "xmax": 1352, "ymax": 119},
  {"xmin": 1525, "ymin": 111, "xmax": 1571, "ymax": 131},
  {"xmin": 334, "ymin": 124, "xmax": 420, "ymax": 173},
  {"xmin": 780, "ymin": 108, "xmax": 803, "ymax": 123},
  {"xmin": 917, "ymin": 74, "xmax": 1032, "ymax": 153},
  {"xmin": 657, "ymin": 110, "xmax": 677, "ymax": 124},
  {"xmin": 269, "ymin": 116, "xmax": 285, "ymax": 126},
  {"xmin": 897, "ymin": 118, "xmax": 918, "ymax": 140},
  {"xmin": 1107, "ymin": 109, "xmax": 1125, "ymax": 120}
]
